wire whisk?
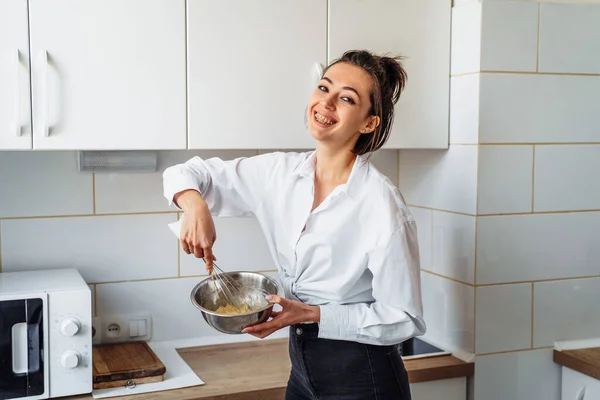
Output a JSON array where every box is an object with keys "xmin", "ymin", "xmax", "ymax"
[{"xmin": 204, "ymin": 258, "xmax": 269, "ymax": 310}]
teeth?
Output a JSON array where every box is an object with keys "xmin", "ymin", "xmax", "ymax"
[{"xmin": 315, "ymin": 112, "xmax": 335, "ymax": 125}]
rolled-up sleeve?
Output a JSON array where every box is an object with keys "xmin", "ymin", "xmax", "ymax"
[
  {"xmin": 162, "ymin": 154, "xmax": 276, "ymax": 217},
  {"xmin": 318, "ymin": 221, "xmax": 426, "ymax": 346}
]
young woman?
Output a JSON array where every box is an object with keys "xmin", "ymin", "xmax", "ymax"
[{"xmin": 163, "ymin": 50, "xmax": 426, "ymax": 400}]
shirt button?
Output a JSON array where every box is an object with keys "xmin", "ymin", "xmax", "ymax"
[{"xmin": 296, "ymin": 328, "xmax": 303, "ymax": 336}]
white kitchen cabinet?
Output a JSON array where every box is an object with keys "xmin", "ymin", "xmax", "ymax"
[
  {"xmin": 28, "ymin": 0, "xmax": 187, "ymax": 150},
  {"xmin": 0, "ymin": 0, "xmax": 31, "ymax": 150},
  {"xmin": 329, "ymin": 0, "xmax": 451, "ymax": 149},
  {"xmin": 410, "ymin": 377, "xmax": 467, "ymax": 400},
  {"xmin": 186, "ymin": 0, "xmax": 326, "ymax": 149},
  {"xmin": 561, "ymin": 367, "xmax": 600, "ymax": 400}
]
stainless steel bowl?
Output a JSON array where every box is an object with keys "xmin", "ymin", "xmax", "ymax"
[{"xmin": 190, "ymin": 271, "xmax": 279, "ymax": 334}]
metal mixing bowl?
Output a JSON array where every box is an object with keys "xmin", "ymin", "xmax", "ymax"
[{"xmin": 190, "ymin": 271, "xmax": 279, "ymax": 334}]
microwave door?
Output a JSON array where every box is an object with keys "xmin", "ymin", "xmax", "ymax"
[{"xmin": 0, "ymin": 298, "xmax": 45, "ymax": 400}]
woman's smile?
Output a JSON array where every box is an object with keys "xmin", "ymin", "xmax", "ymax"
[{"xmin": 313, "ymin": 111, "xmax": 338, "ymax": 127}]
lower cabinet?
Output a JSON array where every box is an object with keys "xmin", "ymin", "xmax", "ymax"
[
  {"xmin": 561, "ymin": 367, "xmax": 600, "ymax": 400},
  {"xmin": 410, "ymin": 377, "xmax": 467, "ymax": 400}
]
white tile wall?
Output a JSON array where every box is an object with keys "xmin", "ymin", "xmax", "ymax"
[
  {"xmin": 477, "ymin": 212, "xmax": 600, "ymax": 284},
  {"xmin": 480, "ymin": 1, "xmax": 539, "ymax": 72},
  {"xmin": 474, "ymin": 349, "xmax": 561, "ymax": 400},
  {"xmin": 539, "ymin": 3, "xmax": 600, "ymax": 74},
  {"xmin": 95, "ymin": 150, "xmax": 255, "ymax": 214},
  {"xmin": 432, "ymin": 211, "xmax": 475, "ymax": 284},
  {"xmin": 409, "ymin": 206, "xmax": 432, "ymax": 271},
  {"xmin": 479, "ymin": 73, "xmax": 600, "ymax": 143},
  {"xmin": 420, "ymin": 271, "xmax": 474, "ymax": 353},
  {"xmin": 179, "ymin": 216, "xmax": 276, "ymax": 276},
  {"xmin": 534, "ymin": 145, "xmax": 600, "ymax": 212},
  {"xmin": 477, "ymin": 145, "xmax": 533, "ymax": 214},
  {"xmin": 398, "ymin": 146, "xmax": 478, "ymax": 215},
  {"xmin": 450, "ymin": 2, "xmax": 482, "ymax": 75},
  {"xmin": 449, "ymin": 74, "xmax": 480, "ymax": 144},
  {"xmin": 1, "ymin": 214, "xmax": 179, "ymax": 283},
  {"xmin": 476, "ymin": 283, "xmax": 532, "ymax": 354},
  {"xmin": 533, "ymin": 277, "xmax": 600, "ymax": 347},
  {"xmin": 0, "ymin": 151, "xmax": 93, "ymax": 218}
]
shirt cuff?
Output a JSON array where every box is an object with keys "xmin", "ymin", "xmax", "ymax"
[
  {"xmin": 317, "ymin": 304, "xmax": 358, "ymax": 341},
  {"xmin": 163, "ymin": 172, "xmax": 202, "ymax": 209}
]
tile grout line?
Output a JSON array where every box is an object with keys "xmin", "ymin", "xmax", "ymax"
[
  {"xmin": 478, "ymin": 142, "xmax": 600, "ymax": 146},
  {"xmin": 421, "ymin": 269, "xmax": 474, "ymax": 287},
  {"xmin": 477, "ymin": 274, "xmax": 600, "ymax": 287},
  {"xmin": 177, "ymin": 212, "xmax": 181, "ymax": 277},
  {"xmin": 407, "ymin": 205, "xmax": 476, "ymax": 217},
  {"xmin": 92, "ymin": 173, "xmax": 97, "ymax": 214},
  {"xmin": 531, "ymin": 282, "xmax": 535, "ymax": 349},
  {"xmin": 453, "ymin": 70, "xmax": 600, "ymax": 77},
  {"xmin": 0, "ymin": 211, "xmax": 180, "ymax": 220},
  {"xmin": 93, "ymin": 283, "xmax": 98, "ymax": 317},
  {"xmin": 90, "ymin": 270, "xmax": 280, "ymax": 286},
  {"xmin": 477, "ymin": 346, "xmax": 552, "ymax": 357},
  {"xmin": 531, "ymin": 145, "xmax": 536, "ymax": 212}
]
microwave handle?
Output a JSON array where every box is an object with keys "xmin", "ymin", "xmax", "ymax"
[{"xmin": 11, "ymin": 322, "xmax": 41, "ymax": 374}]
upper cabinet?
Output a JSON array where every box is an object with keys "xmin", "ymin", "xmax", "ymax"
[
  {"xmin": 28, "ymin": 0, "xmax": 187, "ymax": 150},
  {"xmin": 186, "ymin": 0, "xmax": 326, "ymax": 150},
  {"xmin": 1, "ymin": 0, "xmax": 450, "ymax": 151},
  {"xmin": 0, "ymin": 0, "xmax": 31, "ymax": 150},
  {"xmin": 329, "ymin": 0, "xmax": 451, "ymax": 149}
]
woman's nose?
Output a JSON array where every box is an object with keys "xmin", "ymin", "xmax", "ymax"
[{"xmin": 321, "ymin": 94, "xmax": 336, "ymax": 110}]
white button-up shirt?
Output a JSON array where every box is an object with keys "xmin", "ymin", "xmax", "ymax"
[{"xmin": 163, "ymin": 151, "xmax": 426, "ymax": 346}]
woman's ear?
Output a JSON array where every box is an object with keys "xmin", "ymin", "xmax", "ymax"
[{"xmin": 361, "ymin": 115, "xmax": 380, "ymax": 134}]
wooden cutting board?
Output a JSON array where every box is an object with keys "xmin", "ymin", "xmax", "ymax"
[{"xmin": 92, "ymin": 341, "xmax": 166, "ymax": 389}]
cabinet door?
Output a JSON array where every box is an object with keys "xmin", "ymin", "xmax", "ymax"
[
  {"xmin": 329, "ymin": 0, "xmax": 451, "ymax": 149},
  {"xmin": 29, "ymin": 0, "xmax": 186, "ymax": 150},
  {"xmin": 187, "ymin": 0, "xmax": 326, "ymax": 149},
  {"xmin": 410, "ymin": 377, "xmax": 466, "ymax": 400},
  {"xmin": 561, "ymin": 367, "xmax": 600, "ymax": 400},
  {"xmin": 0, "ymin": 0, "xmax": 31, "ymax": 150}
]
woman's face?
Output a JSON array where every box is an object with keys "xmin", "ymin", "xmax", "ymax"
[{"xmin": 307, "ymin": 62, "xmax": 380, "ymax": 150}]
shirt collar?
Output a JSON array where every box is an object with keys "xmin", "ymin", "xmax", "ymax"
[{"xmin": 294, "ymin": 151, "xmax": 370, "ymax": 201}]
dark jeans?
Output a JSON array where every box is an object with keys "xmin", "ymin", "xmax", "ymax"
[{"xmin": 285, "ymin": 323, "xmax": 412, "ymax": 400}]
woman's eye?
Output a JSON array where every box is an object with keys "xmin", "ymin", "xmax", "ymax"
[
  {"xmin": 342, "ymin": 97, "xmax": 355, "ymax": 104},
  {"xmin": 318, "ymin": 85, "xmax": 328, "ymax": 92}
]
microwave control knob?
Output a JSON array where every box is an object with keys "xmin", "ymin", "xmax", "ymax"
[
  {"xmin": 60, "ymin": 350, "xmax": 80, "ymax": 369},
  {"xmin": 59, "ymin": 317, "xmax": 81, "ymax": 336}
]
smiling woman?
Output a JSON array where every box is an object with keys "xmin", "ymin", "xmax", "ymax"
[{"xmin": 163, "ymin": 50, "xmax": 424, "ymax": 400}]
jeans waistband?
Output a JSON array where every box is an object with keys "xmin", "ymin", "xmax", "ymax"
[{"xmin": 290, "ymin": 322, "xmax": 319, "ymax": 339}]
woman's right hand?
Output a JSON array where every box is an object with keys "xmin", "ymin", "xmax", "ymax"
[{"xmin": 174, "ymin": 190, "xmax": 217, "ymax": 273}]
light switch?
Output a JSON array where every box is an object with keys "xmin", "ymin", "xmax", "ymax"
[
  {"xmin": 137, "ymin": 319, "xmax": 147, "ymax": 337},
  {"xmin": 129, "ymin": 321, "xmax": 138, "ymax": 337}
]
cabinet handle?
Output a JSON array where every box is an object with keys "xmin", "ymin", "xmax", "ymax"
[
  {"xmin": 577, "ymin": 386, "xmax": 586, "ymax": 400},
  {"xmin": 315, "ymin": 62, "xmax": 324, "ymax": 83},
  {"xmin": 11, "ymin": 49, "xmax": 21, "ymax": 137},
  {"xmin": 38, "ymin": 50, "xmax": 50, "ymax": 137}
]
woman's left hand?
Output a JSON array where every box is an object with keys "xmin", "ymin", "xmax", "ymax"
[{"xmin": 242, "ymin": 295, "xmax": 320, "ymax": 339}]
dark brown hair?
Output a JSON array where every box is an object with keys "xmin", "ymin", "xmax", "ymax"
[{"xmin": 324, "ymin": 50, "xmax": 407, "ymax": 155}]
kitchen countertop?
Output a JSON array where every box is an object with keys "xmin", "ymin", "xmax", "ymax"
[
  {"xmin": 70, "ymin": 338, "xmax": 474, "ymax": 400},
  {"xmin": 553, "ymin": 346, "xmax": 600, "ymax": 381}
]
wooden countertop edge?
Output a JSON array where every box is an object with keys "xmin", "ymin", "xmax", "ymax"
[
  {"xmin": 553, "ymin": 348, "xmax": 600, "ymax": 381},
  {"xmin": 72, "ymin": 338, "xmax": 474, "ymax": 399}
]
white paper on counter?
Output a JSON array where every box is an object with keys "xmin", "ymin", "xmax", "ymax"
[{"xmin": 91, "ymin": 341, "xmax": 204, "ymax": 398}]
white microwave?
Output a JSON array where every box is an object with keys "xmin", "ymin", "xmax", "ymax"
[{"xmin": 0, "ymin": 268, "xmax": 92, "ymax": 399}]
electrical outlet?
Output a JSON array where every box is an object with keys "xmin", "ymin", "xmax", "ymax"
[
  {"xmin": 92, "ymin": 317, "xmax": 102, "ymax": 345},
  {"xmin": 101, "ymin": 313, "xmax": 152, "ymax": 343}
]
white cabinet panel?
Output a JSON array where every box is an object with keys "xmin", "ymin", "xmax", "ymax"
[
  {"xmin": 410, "ymin": 377, "xmax": 466, "ymax": 400},
  {"xmin": 28, "ymin": 0, "xmax": 186, "ymax": 150},
  {"xmin": 187, "ymin": 0, "xmax": 326, "ymax": 150},
  {"xmin": 561, "ymin": 367, "xmax": 600, "ymax": 400},
  {"xmin": 329, "ymin": 0, "xmax": 451, "ymax": 149},
  {"xmin": 0, "ymin": 0, "xmax": 31, "ymax": 149}
]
